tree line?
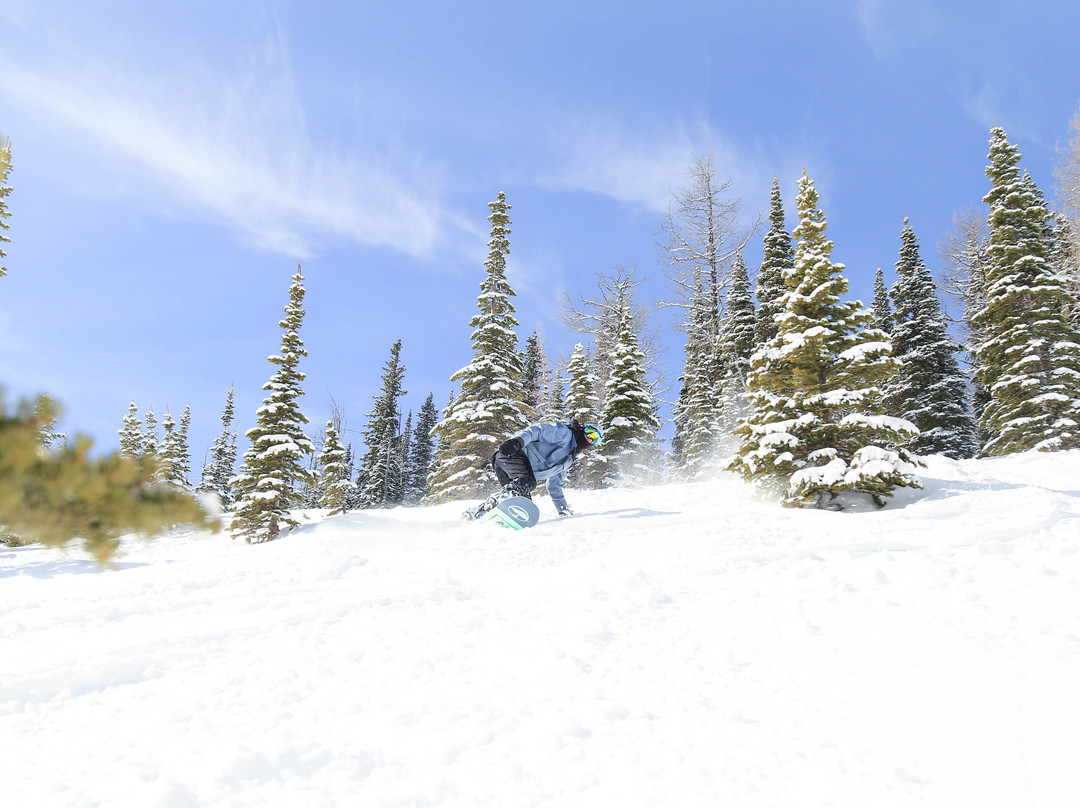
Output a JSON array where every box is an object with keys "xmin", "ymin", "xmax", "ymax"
[{"xmin": 2, "ymin": 109, "xmax": 1080, "ymax": 555}]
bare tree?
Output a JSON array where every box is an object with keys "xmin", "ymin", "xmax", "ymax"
[
  {"xmin": 937, "ymin": 208, "xmax": 989, "ymax": 334},
  {"xmin": 656, "ymin": 153, "xmax": 759, "ymax": 315},
  {"xmin": 559, "ymin": 263, "xmax": 666, "ymax": 404}
]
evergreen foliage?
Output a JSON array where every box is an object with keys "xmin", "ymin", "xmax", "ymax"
[
  {"xmin": 714, "ymin": 253, "xmax": 756, "ymax": 460},
  {"xmin": 755, "ymin": 177, "xmax": 794, "ymax": 347},
  {"xmin": 0, "ymin": 136, "xmax": 11, "ymax": 279},
  {"xmin": 522, "ymin": 331, "xmax": 544, "ymax": 417},
  {"xmin": 142, "ymin": 407, "xmax": 159, "ymax": 458},
  {"xmin": 672, "ymin": 270, "xmax": 718, "ymax": 474},
  {"xmin": 404, "ymin": 392, "xmax": 438, "ymax": 505},
  {"xmin": 316, "ymin": 420, "xmax": 354, "ymax": 514},
  {"xmin": 231, "ymin": 266, "xmax": 316, "ymax": 543},
  {"xmin": 972, "ymin": 128, "xmax": 1080, "ymax": 454},
  {"xmin": 118, "ymin": 401, "xmax": 143, "ymax": 458},
  {"xmin": 598, "ymin": 300, "xmax": 661, "ymax": 486},
  {"xmin": 885, "ymin": 219, "xmax": 978, "ymax": 458},
  {"xmin": 730, "ymin": 171, "xmax": 921, "ymax": 509},
  {"xmin": 428, "ymin": 192, "xmax": 528, "ymax": 503},
  {"xmin": 157, "ymin": 409, "xmax": 192, "ymax": 489},
  {"xmin": 565, "ymin": 342, "xmax": 604, "ymax": 488},
  {"xmin": 0, "ymin": 393, "xmax": 217, "ymax": 560},
  {"xmin": 199, "ymin": 386, "xmax": 238, "ymax": 509},
  {"xmin": 356, "ymin": 340, "xmax": 408, "ymax": 508},
  {"xmin": 871, "ymin": 268, "xmax": 895, "ymax": 334}
]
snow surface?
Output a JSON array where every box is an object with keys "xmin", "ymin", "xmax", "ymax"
[{"xmin": 3, "ymin": 451, "xmax": 1080, "ymax": 807}]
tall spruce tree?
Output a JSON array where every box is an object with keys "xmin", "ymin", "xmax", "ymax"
[
  {"xmin": 973, "ymin": 129, "xmax": 1080, "ymax": 454},
  {"xmin": 143, "ymin": 407, "xmax": 159, "ymax": 458},
  {"xmin": 730, "ymin": 171, "xmax": 921, "ymax": 509},
  {"xmin": 428, "ymin": 192, "xmax": 528, "ymax": 502},
  {"xmin": 673, "ymin": 269, "xmax": 719, "ymax": 475},
  {"xmin": 157, "ymin": 408, "xmax": 192, "ymax": 489},
  {"xmin": 316, "ymin": 420, "xmax": 354, "ymax": 514},
  {"xmin": 0, "ymin": 135, "xmax": 11, "ymax": 279},
  {"xmin": 871, "ymin": 268, "xmax": 895, "ymax": 334},
  {"xmin": 231, "ymin": 266, "xmax": 316, "ymax": 542},
  {"xmin": 565, "ymin": 342, "xmax": 604, "ymax": 488},
  {"xmin": 199, "ymin": 386, "xmax": 238, "ymax": 509},
  {"xmin": 522, "ymin": 331, "xmax": 545, "ymax": 418},
  {"xmin": 885, "ymin": 219, "xmax": 978, "ymax": 458},
  {"xmin": 356, "ymin": 340, "xmax": 408, "ymax": 508},
  {"xmin": 119, "ymin": 401, "xmax": 144, "ymax": 458},
  {"xmin": 405, "ymin": 392, "xmax": 438, "ymax": 505},
  {"xmin": 755, "ymin": 177, "xmax": 794, "ymax": 347},
  {"xmin": 714, "ymin": 253, "xmax": 756, "ymax": 460},
  {"xmin": 597, "ymin": 300, "xmax": 661, "ymax": 486}
]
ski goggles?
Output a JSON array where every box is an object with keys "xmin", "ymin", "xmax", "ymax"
[{"xmin": 584, "ymin": 425, "xmax": 602, "ymax": 446}]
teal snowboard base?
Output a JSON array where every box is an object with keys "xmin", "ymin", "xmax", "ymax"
[{"xmin": 474, "ymin": 496, "xmax": 540, "ymax": 529}]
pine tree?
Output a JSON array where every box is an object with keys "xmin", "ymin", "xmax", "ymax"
[
  {"xmin": 565, "ymin": 342, "xmax": 604, "ymax": 488},
  {"xmin": 0, "ymin": 393, "xmax": 217, "ymax": 560},
  {"xmin": 598, "ymin": 300, "xmax": 661, "ymax": 486},
  {"xmin": 0, "ymin": 136, "xmax": 11, "ymax": 279},
  {"xmin": 730, "ymin": 171, "xmax": 921, "ymax": 509},
  {"xmin": 714, "ymin": 253, "xmax": 756, "ymax": 460},
  {"xmin": 157, "ymin": 410, "xmax": 190, "ymax": 488},
  {"xmin": 522, "ymin": 331, "xmax": 544, "ymax": 417},
  {"xmin": 885, "ymin": 219, "xmax": 978, "ymax": 458},
  {"xmin": 672, "ymin": 269, "xmax": 718, "ymax": 476},
  {"xmin": 143, "ymin": 407, "xmax": 159, "ymax": 458},
  {"xmin": 973, "ymin": 128, "xmax": 1080, "ymax": 454},
  {"xmin": 355, "ymin": 340, "xmax": 407, "ymax": 508},
  {"xmin": 428, "ymin": 193, "xmax": 528, "ymax": 502},
  {"xmin": 871, "ymin": 268, "xmax": 895, "ymax": 334},
  {"xmin": 119, "ymin": 401, "xmax": 144, "ymax": 458},
  {"xmin": 755, "ymin": 176, "xmax": 794, "ymax": 347},
  {"xmin": 316, "ymin": 420, "xmax": 354, "ymax": 514},
  {"xmin": 403, "ymin": 393, "xmax": 438, "ymax": 505},
  {"xmin": 231, "ymin": 266, "xmax": 316, "ymax": 542},
  {"xmin": 199, "ymin": 386, "xmax": 238, "ymax": 509}
]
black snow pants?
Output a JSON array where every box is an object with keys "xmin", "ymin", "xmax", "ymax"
[{"xmin": 490, "ymin": 447, "xmax": 537, "ymax": 496}]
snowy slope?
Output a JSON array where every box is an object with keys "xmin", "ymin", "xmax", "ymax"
[{"xmin": 3, "ymin": 452, "xmax": 1080, "ymax": 808}]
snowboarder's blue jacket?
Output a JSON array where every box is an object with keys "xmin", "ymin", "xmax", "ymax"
[{"xmin": 512, "ymin": 421, "xmax": 579, "ymax": 512}]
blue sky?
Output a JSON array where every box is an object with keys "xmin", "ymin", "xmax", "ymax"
[{"xmin": 2, "ymin": 0, "xmax": 1078, "ymax": 466}]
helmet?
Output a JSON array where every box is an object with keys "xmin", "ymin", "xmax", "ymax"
[{"xmin": 583, "ymin": 424, "xmax": 603, "ymax": 446}]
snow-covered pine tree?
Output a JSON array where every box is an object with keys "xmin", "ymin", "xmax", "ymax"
[
  {"xmin": 973, "ymin": 128, "xmax": 1080, "ymax": 454},
  {"xmin": 356, "ymin": 340, "xmax": 408, "ymax": 509},
  {"xmin": 119, "ymin": 401, "xmax": 144, "ymax": 458},
  {"xmin": 0, "ymin": 136, "xmax": 10, "ymax": 279},
  {"xmin": 405, "ymin": 392, "xmax": 438, "ymax": 505},
  {"xmin": 199, "ymin": 386, "xmax": 238, "ymax": 509},
  {"xmin": 885, "ymin": 219, "xmax": 978, "ymax": 459},
  {"xmin": 522, "ymin": 330, "xmax": 544, "ymax": 418},
  {"xmin": 871, "ymin": 268, "xmax": 895, "ymax": 334},
  {"xmin": 143, "ymin": 407, "xmax": 159, "ymax": 458},
  {"xmin": 672, "ymin": 269, "xmax": 718, "ymax": 476},
  {"xmin": 714, "ymin": 253, "xmax": 756, "ymax": 461},
  {"xmin": 316, "ymin": 420, "xmax": 354, "ymax": 514},
  {"xmin": 157, "ymin": 407, "xmax": 192, "ymax": 489},
  {"xmin": 231, "ymin": 266, "xmax": 316, "ymax": 543},
  {"xmin": 598, "ymin": 300, "xmax": 661, "ymax": 487},
  {"xmin": 427, "ymin": 192, "xmax": 528, "ymax": 503},
  {"xmin": 564, "ymin": 342, "xmax": 603, "ymax": 488},
  {"xmin": 730, "ymin": 171, "xmax": 921, "ymax": 509},
  {"xmin": 755, "ymin": 176, "xmax": 794, "ymax": 347}
]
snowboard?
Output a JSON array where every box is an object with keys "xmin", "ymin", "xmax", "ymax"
[{"xmin": 473, "ymin": 496, "xmax": 540, "ymax": 530}]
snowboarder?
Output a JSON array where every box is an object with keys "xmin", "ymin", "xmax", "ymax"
[{"xmin": 463, "ymin": 419, "xmax": 603, "ymax": 521}]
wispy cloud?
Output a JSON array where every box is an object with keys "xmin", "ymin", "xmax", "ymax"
[
  {"xmin": 854, "ymin": 0, "xmax": 942, "ymax": 59},
  {"xmin": 538, "ymin": 118, "xmax": 770, "ymax": 216},
  {"xmin": 0, "ymin": 45, "xmax": 455, "ymax": 260}
]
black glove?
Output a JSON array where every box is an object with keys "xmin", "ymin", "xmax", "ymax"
[{"xmin": 499, "ymin": 437, "xmax": 524, "ymax": 456}]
